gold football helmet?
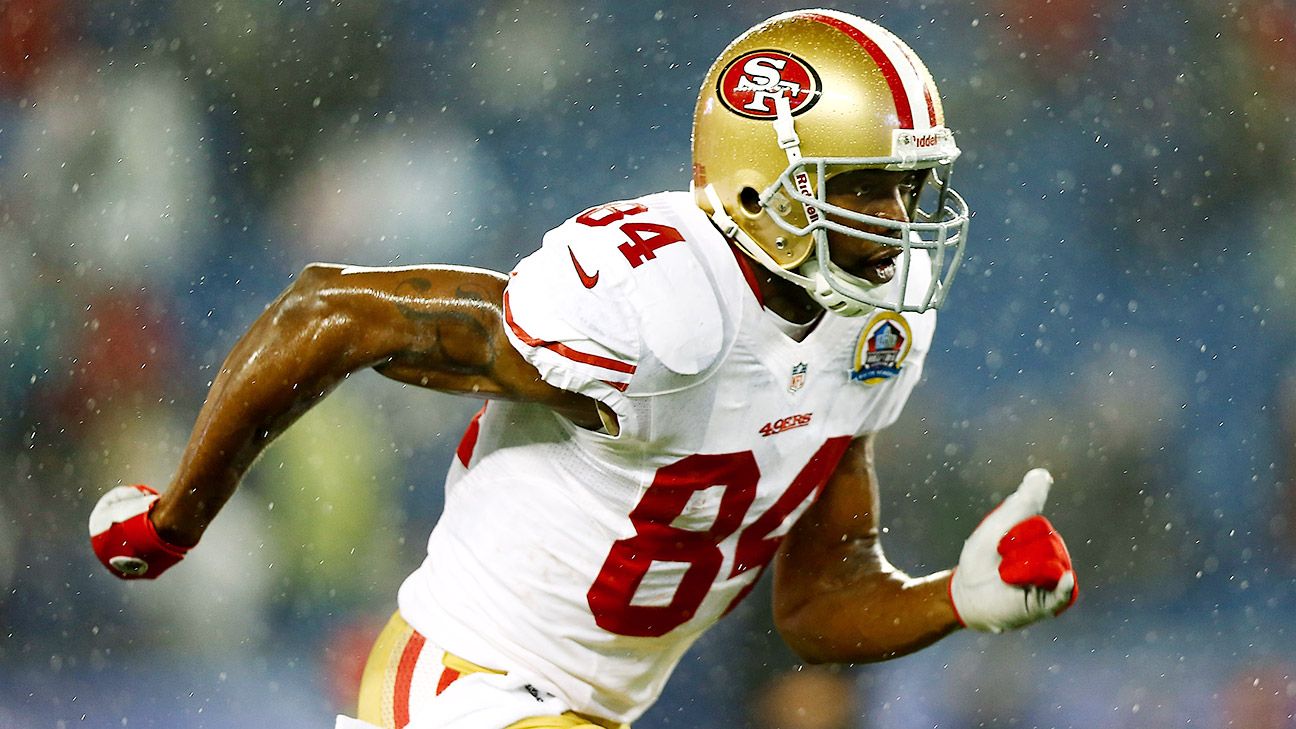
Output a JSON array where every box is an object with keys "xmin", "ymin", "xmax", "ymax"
[{"xmin": 691, "ymin": 9, "xmax": 969, "ymax": 314}]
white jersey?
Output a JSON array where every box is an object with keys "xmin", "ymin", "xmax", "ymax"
[{"xmin": 398, "ymin": 191, "xmax": 936, "ymax": 723}]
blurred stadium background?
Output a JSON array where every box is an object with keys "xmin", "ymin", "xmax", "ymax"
[{"xmin": 2, "ymin": 0, "xmax": 1294, "ymax": 726}]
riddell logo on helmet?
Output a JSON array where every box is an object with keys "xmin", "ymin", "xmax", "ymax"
[
  {"xmin": 717, "ymin": 50, "xmax": 821, "ymax": 119},
  {"xmin": 792, "ymin": 171, "xmax": 821, "ymax": 222},
  {"xmin": 893, "ymin": 128, "xmax": 955, "ymax": 160}
]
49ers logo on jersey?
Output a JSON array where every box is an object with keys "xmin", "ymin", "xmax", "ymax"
[
  {"xmin": 717, "ymin": 49, "xmax": 821, "ymax": 119},
  {"xmin": 759, "ymin": 412, "xmax": 813, "ymax": 437}
]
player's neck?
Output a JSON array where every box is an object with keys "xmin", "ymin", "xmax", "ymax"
[{"xmin": 755, "ymin": 269, "xmax": 822, "ymax": 325}]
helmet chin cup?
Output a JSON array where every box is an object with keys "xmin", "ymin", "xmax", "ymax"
[{"xmin": 798, "ymin": 257, "xmax": 873, "ymax": 318}]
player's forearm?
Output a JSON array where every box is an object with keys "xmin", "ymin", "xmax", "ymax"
[
  {"xmin": 774, "ymin": 543, "xmax": 959, "ymax": 664},
  {"xmin": 772, "ymin": 435, "xmax": 959, "ymax": 662},
  {"xmin": 151, "ymin": 265, "xmax": 386, "ymax": 546}
]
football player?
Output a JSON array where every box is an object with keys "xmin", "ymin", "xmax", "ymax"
[{"xmin": 89, "ymin": 10, "xmax": 1077, "ymax": 729}]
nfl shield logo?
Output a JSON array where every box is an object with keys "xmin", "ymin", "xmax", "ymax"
[{"xmin": 789, "ymin": 362, "xmax": 808, "ymax": 393}]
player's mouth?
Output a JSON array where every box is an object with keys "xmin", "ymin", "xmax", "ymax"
[{"xmin": 858, "ymin": 250, "xmax": 900, "ymax": 285}]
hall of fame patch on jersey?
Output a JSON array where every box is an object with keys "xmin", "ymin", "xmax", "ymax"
[{"xmin": 850, "ymin": 312, "xmax": 912, "ymax": 384}]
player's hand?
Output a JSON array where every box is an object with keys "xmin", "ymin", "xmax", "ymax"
[
  {"xmin": 949, "ymin": 468, "xmax": 1078, "ymax": 633},
  {"xmin": 89, "ymin": 485, "xmax": 191, "ymax": 580}
]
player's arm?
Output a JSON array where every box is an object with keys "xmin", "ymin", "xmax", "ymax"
[
  {"xmin": 771, "ymin": 434, "xmax": 1077, "ymax": 664},
  {"xmin": 772, "ymin": 434, "xmax": 956, "ymax": 663},
  {"xmin": 91, "ymin": 263, "xmax": 598, "ymax": 577}
]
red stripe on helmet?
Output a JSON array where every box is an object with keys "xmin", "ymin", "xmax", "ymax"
[
  {"xmin": 801, "ymin": 12, "xmax": 915, "ymax": 129},
  {"xmin": 896, "ymin": 42, "xmax": 940, "ymax": 127}
]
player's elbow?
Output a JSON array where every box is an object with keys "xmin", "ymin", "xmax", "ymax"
[
  {"xmin": 276, "ymin": 263, "xmax": 349, "ymax": 319},
  {"xmin": 267, "ymin": 263, "xmax": 366, "ymax": 348},
  {"xmin": 777, "ymin": 621, "xmax": 908, "ymax": 665},
  {"xmin": 774, "ymin": 599, "xmax": 854, "ymax": 665},
  {"xmin": 287, "ymin": 263, "xmax": 346, "ymax": 301},
  {"xmin": 775, "ymin": 615, "xmax": 837, "ymax": 665},
  {"xmin": 774, "ymin": 598, "xmax": 910, "ymax": 665}
]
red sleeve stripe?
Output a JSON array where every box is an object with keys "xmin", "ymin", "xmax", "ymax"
[
  {"xmin": 392, "ymin": 631, "xmax": 426, "ymax": 728},
  {"xmin": 503, "ymin": 292, "xmax": 637, "ymax": 376},
  {"xmin": 601, "ymin": 380, "xmax": 629, "ymax": 392},
  {"xmin": 802, "ymin": 11, "xmax": 932, "ymax": 130},
  {"xmin": 435, "ymin": 667, "xmax": 462, "ymax": 696},
  {"xmin": 455, "ymin": 403, "xmax": 487, "ymax": 467}
]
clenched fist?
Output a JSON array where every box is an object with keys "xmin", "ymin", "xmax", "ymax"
[
  {"xmin": 949, "ymin": 469, "xmax": 1078, "ymax": 633},
  {"xmin": 89, "ymin": 485, "xmax": 190, "ymax": 579}
]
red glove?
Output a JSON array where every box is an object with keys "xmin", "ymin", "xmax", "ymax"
[
  {"xmin": 89, "ymin": 485, "xmax": 190, "ymax": 579},
  {"xmin": 949, "ymin": 469, "xmax": 1078, "ymax": 632}
]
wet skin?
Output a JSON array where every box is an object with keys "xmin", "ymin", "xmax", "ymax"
[
  {"xmin": 756, "ymin": 168, "xmax": 927, "ymax": 323},
  {"xmin": 822, "ymin": 168, "xmax": 927, "ymax": 285}
]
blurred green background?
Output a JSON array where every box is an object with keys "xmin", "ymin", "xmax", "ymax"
[{"xmin": 1, "ymin": 0, "xmax": 1293, "ymax": 726}]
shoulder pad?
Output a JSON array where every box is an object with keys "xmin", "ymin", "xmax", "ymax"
[{"xmin": 541, "ymin": 198, "xmax": 729, "ymax": 377}]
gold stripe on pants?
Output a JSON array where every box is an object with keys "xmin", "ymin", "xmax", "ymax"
[{"xmin": 356, "ymin": 611, "xmax": 629, "ymax": 729}]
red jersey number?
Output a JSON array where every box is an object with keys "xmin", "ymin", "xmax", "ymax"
[
  {"xmin": 575, "ymin": 201, "xmax": 647, "ymax": 227},
  {"xmin": 574, "ymin": 201, "xmax": 684, "ymax": 269},
  {"xmin": 586, "ymin": 437, "xmax": 852, "ymax": 637}
]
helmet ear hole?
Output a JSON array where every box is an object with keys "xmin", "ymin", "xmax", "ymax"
[{"xmin": 738, "ymin": 187, "xmax": 763, "ymax": 217}]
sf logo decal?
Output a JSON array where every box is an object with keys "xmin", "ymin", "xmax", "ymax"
[{"xmin": 717, "ymin": 50, "xmax": 822, "ymax": 119}]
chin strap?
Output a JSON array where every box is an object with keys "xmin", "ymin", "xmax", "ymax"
[
  {"xmin": 798, "ymin": 258, "xmax": 873, "ymax": 317},
  {"xmin": 772, "ymin": 94, "xmax": 803, "ymax": 163},
  {"xmin": 773, "ymin": 94, "xmax": 822, "ymax": 230}
]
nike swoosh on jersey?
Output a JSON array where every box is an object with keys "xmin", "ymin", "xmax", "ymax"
[{"xmin": 567, "ymin": 246, "xmax": 600, "ymax": 288}]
